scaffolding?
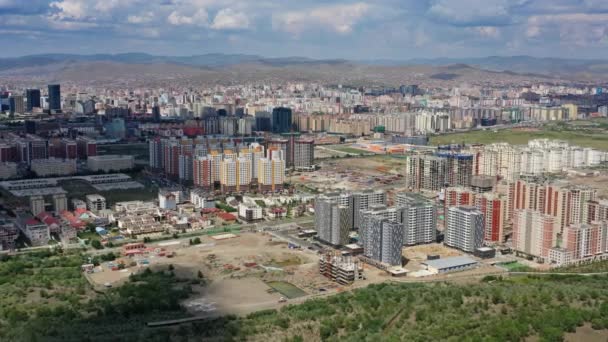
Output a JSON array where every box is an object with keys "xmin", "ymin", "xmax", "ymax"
[
  {"xmin": 0, "ymin": 223, "xmax": 19, "ymax": 251},
  {"xmin": 319, "ymin": 251, "xmax": 364, "ymax": 285}
]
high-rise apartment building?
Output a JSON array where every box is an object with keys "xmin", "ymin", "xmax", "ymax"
[
  {"xmin": 563, "ymin": 223, "xmax": 607, "ymax": 260},
  {"xmin": 26, "ymin": 89, "xmax": 41, "ymax": 111},
  {"xmin": 9, "ymin": 95, "xmax": 24, "ymax": 115},
  {"xmin": 193, "ymin": 156, "xmax": 212, "ymax": 189},
  {"xmin": 362, "ymin": 216, "xmax": 404, "ymax": 266},
  {"xmin": 396, "ymin": 193, "xmax": 437, "ymax": 245},
  {"xmin": 445, "ymin": 187, "xmax": 475, "ymax": 209},
  {"xmin": 48, "ymin": 84, "xmax": 61, "ymax": 112},
  {"xmin": 352, "ymin": 189, "xmax": 387, "ymax": 229},
  {"xmin": 294, "ymin": 139, "xmax": 315, "ymax": 171},
  {"xmin": 315, "ymin": 194, "xmax": 353, "ymax": 246},
  {"xmin": 405, "ymin": 154, "xmax": 447, "ymax": 191},
  {"xmin": 570, "ymin": 187, "xmax": 597, "ymax": 224},
  {"xmin": 52, "ymin": 193, "xmax": 68, "ymax": 214},
  {"xmin": 587, "ymin": 200, "xmax": 608, "ymax": 223},
  {"xmin": 445, "ymin": 206, "xmax": 484, "ymax": 253},
  {"xmin": 512, "ymin": 210, "xmax": 555, "ymax": 259},
  {"xmin": 29, "ymin": 195, "xmax": 45, "ymax": 216},
  {"xmin": 272, "ymin": 107, "xmax": 293, "ymax": 133},
  {"xmin": 258, "ymin": 154, "xmax": 285, "ymax": 192},
  {"xmin": 474, "ymin": 192, "xmax": 506, "ymax": 243}
]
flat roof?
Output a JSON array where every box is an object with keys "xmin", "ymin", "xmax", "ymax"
[
  {"xmin": 477, "ymin": 247, "xmax": 495, "ymax": 252},
  {"xmin": 387, "ymin": 267, "xmax": 409, "ymax": 275},
  {"xmin": 423, "ymin": 256, "xmax": 478, "ymax": 270},
  {"xmin": 344, "ymin": 243, "xmax": 363, "ymax": 249}
]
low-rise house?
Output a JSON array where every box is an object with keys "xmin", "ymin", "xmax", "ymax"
[
  {"xmin": 36, "ymin": 212, "xmax": 61, "ymax": 235},
  {"xmin": 17, "ymin": 216, "xmax": 50, "ymax": 246},
  {"xmin": 117, "ymin": 214, "xmax": 168, "ymax": 238},
  {"xmin": 268, "ymin": 207, "xmax": 287, "ymax": 219},
  {"xmin": 238, "ymin": 203, "xmax": 263, "ymax": 222}
]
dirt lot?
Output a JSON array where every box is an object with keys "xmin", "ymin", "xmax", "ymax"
[
  {"xmin": 566, "ymin": 172, "xmax": 608, "ymax": 199},
  {"xmin": 88, "ymin": 232, "xmax": 383, "ymax": 316},
  {"xmin": 293, "ymin": 155, "xmax": 410, "ymax": 193},
  {"xmin": 87, "ymin": 233, "xmax": 505, "ymax": 316}
]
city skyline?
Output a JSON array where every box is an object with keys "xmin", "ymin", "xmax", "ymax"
[{"xmin": 1, "ymin": 0, "xmax": 608, "ymax": 59}]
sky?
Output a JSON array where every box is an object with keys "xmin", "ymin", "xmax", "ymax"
[{"xmin": 1, "ymin": 0, "xmax": 608, "ymax": 59}]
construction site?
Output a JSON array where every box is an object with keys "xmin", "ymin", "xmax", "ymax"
[
  {"xmin": 83, "ymin": 231, "xmax": 388, "ymax": 316},
  {"xmin": 319, "ymin": 251, "xmax": 365, "ymax": 285},
  {"xmin": 0, "ymin": 222, "xmax": 19, "ymax": 251},
  {"xmin": 292, "ymin": 155, "xmax": 411, "ymax": 194}
]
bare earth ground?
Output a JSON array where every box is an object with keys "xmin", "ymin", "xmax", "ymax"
[
  {"xmin": 566, "ymin": 172, "xmax": 608, "ymax": 199},
  {"xmin": 296, "ymin": 155, "xmax": 409, "ymax": 193},
  {"xmin": 87, "ymin": 233, "xmax": 508, "ymax": 317}
]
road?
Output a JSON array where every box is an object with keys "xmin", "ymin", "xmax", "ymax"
[{"xmin": 84, "ymin": 216, "xmax": 314, "ymax": 256}]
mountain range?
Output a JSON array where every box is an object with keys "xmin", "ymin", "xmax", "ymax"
[{"xmin": 1, "ymin": 53, "xmax": 606, "ymax": 85}]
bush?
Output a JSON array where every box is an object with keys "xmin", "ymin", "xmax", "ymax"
[{"xmin": 91, "ymin": 240, "xmax": 104, "ymax": 250}]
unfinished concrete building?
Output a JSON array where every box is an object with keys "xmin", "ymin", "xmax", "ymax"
[
  {"xmin": 0, "ymin": 221, "xmax": 19, "ymax": 251},
  {"xmin": 319, "ymin": 252, "xmax": 364, "ymax": 285}
]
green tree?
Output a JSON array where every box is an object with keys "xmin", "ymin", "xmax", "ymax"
[{"xmin": 91, "ymin": 240, "xmax": 103, "ymax": 250}]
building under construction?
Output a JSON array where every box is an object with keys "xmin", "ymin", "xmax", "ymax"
[
  {"xmin": 319, "ymin": 252, "xmax": 364, "ymax": 285},
  {"xmin": 0, "ymin": 221, "xmax": 19, "ymax": 251}
]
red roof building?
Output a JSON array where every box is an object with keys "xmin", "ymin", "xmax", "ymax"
[{"xmin": 217, "ymin": 213, "xmax": 237, "ymax": 222}]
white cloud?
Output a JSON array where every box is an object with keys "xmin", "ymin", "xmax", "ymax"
[
  {"xmin": 47, "ymin": 19, "xmax": 98, "ymax": 31},
  {"xmin": 211, "ymin": 8, "xmax": 250, "ymax": 30},
  {"xmin": 94, "ymin": 0, "xmax": 125, "ymax": 13},
  {"xmin": 50, "ymin": 0, "xmax": 89, "ymax": 20},
  {"xmin": 525, "ymin": 13, "xmax": 608, "ymax": 45},
  {"xmin": 168, "ymin": 8, "xmax": 209, "ymax": 26},
  {"xmin": 128, "ymin": 12, "xmax": 153, "ymax": 24},
  {"xmin": 273, "ymin": 2, "xmax": 371, "ymax": 35},
  {"xmin": 475, "ymin": 26, "xmax": 501, "ymax": 38},
  {"xmin": 427, "ymin": 0, "xmax": 513, "ymax": 26}
]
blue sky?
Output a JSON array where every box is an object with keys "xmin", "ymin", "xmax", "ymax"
[{"xmin": 1, "ymin": 0, "xmax": 608, "ymax": 59}]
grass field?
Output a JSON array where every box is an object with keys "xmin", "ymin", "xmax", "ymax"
[
  {"xmin": 265, "ymin": 281, "xmax": 307, "ymax": 299},
  {"xmin": 97, "ymin": 143, "xmax": 149, "ymax": 162},
  {"xmin": 58, "ymin": 179, "xmax": 158, "ymax": 206},
  {"xmin": 430, "ymin": 127, "xmax": 608, "ymax": 150},
  {"xmin": 333, "ymin": 146, "xmax": 369, "ymax": 155},
  {"xmin": 498, "ymin": 261, "xmax": 534, "ymax": 272}
]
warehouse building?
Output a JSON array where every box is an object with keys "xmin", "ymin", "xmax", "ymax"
[{"xmin": 423, "ymin": 256, "xmax": 478, "ymax": 274}]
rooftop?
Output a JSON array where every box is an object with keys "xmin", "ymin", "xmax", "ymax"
[{"xmin": 423, "ymin": 256, "xmax": 478, "ymax": 270}]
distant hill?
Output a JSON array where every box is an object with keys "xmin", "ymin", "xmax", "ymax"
[
  {"xmin": 3, "ymin": 53, "xmax": 602, "ymax": 85},
  {"xmin": 0, "ymin": 53, "xmax": 349, "ymax": 71},
  {"xmin": 366, "ymin": 56, "xmax": 608, "ymax": 80}
]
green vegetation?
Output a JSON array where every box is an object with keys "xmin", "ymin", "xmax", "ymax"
[
  {"xmin": 265, "ymin": 281, "xmax": 307, "ymax": 299},
  {"xmin": 58, "ymin": 178, "xmax": 158, "ymax": 206},
  {"xmin": 498, "ymin": 261, "xmax": 534, "ymax": 272},
  {"xmin": 184, "ymin": 275, "xmax": 608, "ymax": 341},
  {"xmin": 5, "ymin": 248, "xmax": 608, "ymax": 341},
  {"xmin": 269, "ymin": 256, "xmax": 304, "ymax": 268},
  {"xmin": 97, "ymin": 143, "xmax": 150, "ymax": 162},
  {"xmin": 90, "ymin": 240, "xmax": 104, "ymax": 250},
  {"xmin": 550, "ymin": 259, "xmax": 608, "ymax": 274},
  {"xmin": 0, "ymin": 250, "xmax": 195, "ymax": 341},
  {"xmin": 333, "ymin": 146, "xmax": 368, "ymax": 155},
  {"xmin": 430, "ymin": 124, "xmax": 608, "ymax": 150},
  {"xmin": 189, "ymin": 237, "xmax": 202, "ymax": 245},
  {"xmin": 255, "ymin": 200, "xmax": 267, "ymax": 208},
  {"xmin": 215, "ymin": 202, "xmax": 237, "ymax": 212}
]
